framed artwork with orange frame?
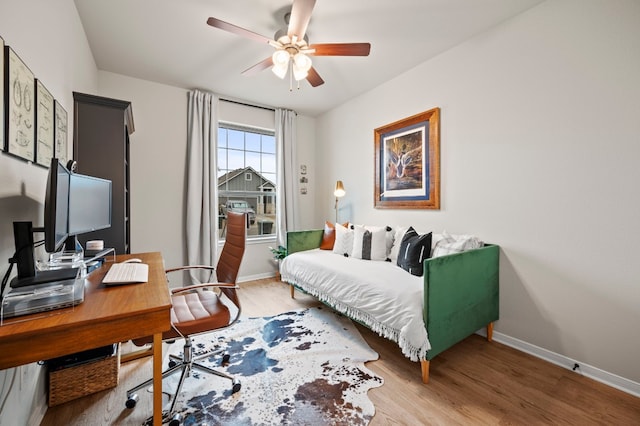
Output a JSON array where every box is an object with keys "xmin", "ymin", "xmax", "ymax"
[{"xmin": 374, "ymin": 107, "xmax": 440, "ymax": 209}]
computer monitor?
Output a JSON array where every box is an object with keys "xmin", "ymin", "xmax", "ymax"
[
  {"xmin": 68, "ymin": 173, "xmax": 112, "ymax": 236},
  {"xmin": 44, "ymin": 158, "xmax": 71, "ymax": 253},
  {"xmin": 7, "ymin": 159, "xmax": 113, "ymax": 289}
]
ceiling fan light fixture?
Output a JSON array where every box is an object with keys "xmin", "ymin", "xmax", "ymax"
[
  {"xmin": 292, "ymin": 64, "xmax": 309, "ymax": 81},
  {"xmin": 272, "ymin": 49, "xmax": 290, "ymax": 66},
  {"xmin": 271, "ymin": 50, "xmax": 290, "ymax": 79},
  {"xmin": 293, "ymin": 52, "xmax": 312, "ymax": 71},
  {"xmin": 272, "ymin": 62, "xmax": 289, "ymax": 79},
  {"xmin": 292, "ymin": 52, "xmax": 312, "ymax": 81}
]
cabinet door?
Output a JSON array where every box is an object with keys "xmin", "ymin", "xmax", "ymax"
[{"xmin": 73, "ymin": 92, "xmax": 134, "ymax": 254}]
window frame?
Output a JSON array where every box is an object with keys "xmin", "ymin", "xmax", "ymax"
[{"xmin": 217, "ymin": 122, "xmax": 277, "ymax": 242}]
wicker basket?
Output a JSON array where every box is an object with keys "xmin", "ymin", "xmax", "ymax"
[{"xmin": 48, "ymin": 345, "xmax": 120, "ymax": 406}]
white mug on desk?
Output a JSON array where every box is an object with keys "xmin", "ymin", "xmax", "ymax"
[{"xmin": 86, "ymin": 240, "xmax": 104, "ymax": 251}]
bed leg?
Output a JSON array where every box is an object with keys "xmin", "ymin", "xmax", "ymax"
[
  {"xmin": 487, "ymin": 322, "xmax": 494, "ymax": 342},
  {"xmin": 290, "ymin": 284, "xmax": 295, "ymax": 299},
  {"xmin": 420, "ymin": 360, "xmax": 430, "ymax": 384}
]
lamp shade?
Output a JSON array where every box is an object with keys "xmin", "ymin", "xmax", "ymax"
[
  {"xmin": 334, "ymin": 180, "xmax": 346, "ymax": 197},
  {"xmin": 292, "ymin": 63, "xmax": 309, "ymax": 81},
  {"xmin": 272, "ymin": 49, "xmax": 290, "ymax": 66},
  {"xmin": 293, "ymin": 52, "xmax": 312, "ymax": 71},
  {"xmin": 271, "ymin": 50, "xmax": 290, "ymax": 79}
]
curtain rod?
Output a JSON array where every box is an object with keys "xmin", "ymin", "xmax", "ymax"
[
  {"xmin": 220, "ymin": 97, "xmax": 276, "ymax": 112},
  {"xmin": 219, "ymin": 97, "xmax": 298, "ymax": 116},
  {"xmin": 191, "ymin": 89, "xmax": 288, "ymax": 113}
]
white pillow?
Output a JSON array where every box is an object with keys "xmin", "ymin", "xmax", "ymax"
[
  {"xmin": 332, "ymin": 223, "xmax": 354, "ymax": 257},
  {"xmin": 384, "ymin": 226, "xmax": 395, "ymax": 258},
  {"xmin": 431, "ymin": 230, "xmax": 483, "ymax": 258},
  {"xmin": 352, "ymin": 225, "xmax": 387, "ymax": 261},
  {"xmin": 431, "ymin": 233, "xmax": 445, "ymax": 249},
  {"xmin": 389, "ymin": 226, "xmax": 410, "ymax": 263}
]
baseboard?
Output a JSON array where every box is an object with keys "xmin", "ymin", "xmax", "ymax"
[
  {"xmin": 237, "ymin": 272, "xmax": 278, "ymax": 283},
  {"xmin": 235, "ymin": 277, "xmax": 640, "ymax": 398},
  {"xmin": 478, "ymin": 329, "xmax": 640, "ymax": 398}
]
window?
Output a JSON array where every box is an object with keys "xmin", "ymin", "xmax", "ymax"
[{"xmin": 218, "ymin": 124, "xmax": 276, "ymax": 239}]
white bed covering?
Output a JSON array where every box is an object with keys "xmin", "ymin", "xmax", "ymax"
[{"xmin": 280, "ymin": 249, "xmax": 430, "ymax": 361}]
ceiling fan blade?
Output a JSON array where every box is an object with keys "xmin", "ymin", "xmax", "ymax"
[
  {"xmin": 288, "ymin": 0, "xmax": 316, "ymax": 40},
  {"xmin": 242, "ymin": 57, "xmax": 274, "ymax": 76},
  {"xmin": 207, "ymin": 17, "xmax": 271, "ymax": 44},
  {"xmin": 306, "ymin": 67, "xmax": 324, "ymax": 87},
  {"xmin": 309, "ymin": 43, "xmax": 371, "ymax": 56}
]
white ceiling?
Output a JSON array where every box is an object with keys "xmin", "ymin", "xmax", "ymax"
[{"xmin": 74, "ymin": 0, "xmax": 543, "ymax": 117}]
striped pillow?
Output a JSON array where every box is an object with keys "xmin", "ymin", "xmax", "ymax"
[
  {"xmin": 431, "ymin": 230, "xmax": 483, "ymax": 258},
  {"xmin": 352, "ymin": 225, "xmax": 387, "ymax": 261},
  {"xmin": 396, "ymin": 227, "xmax": 432, "ymax": 276}
]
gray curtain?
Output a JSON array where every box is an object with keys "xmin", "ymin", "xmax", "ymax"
[
  {"xmin": 186, "ymin": 90, "xmax": 218, "ymax": 282},
  {"xmin": 275, "ymin": 108, "xmax": 298, "ymax": 247}
]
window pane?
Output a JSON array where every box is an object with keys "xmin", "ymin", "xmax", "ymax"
[
  {"xmin": 227, "ymin": 149, "xmax": 245, "ymax": 170},
  {"xmin": 217, "ymin": 148, "xmax": 227, "ymax": 171},
  {"xmin": 227, "ymin": 129, "xmax": 244, "ymax": 150},
  {"xmin": 218, "ymin": 128, "xmax": 227, "ymax": 148},
  {"xmin": 262, "ymin": 172, "xmax": 276, "ymax": 185},
  {"xmin": 245, "ymin": 132, "xmax": 261, "ymax": 152},
  {"xmin": 262, "ymin": 153, "xmax": 276, "ymax": 174},
  {"xmin": 262, "ymin": 135, "xmax": 276, "ymax": 154},
  {"xmin": 246, "ymin": 151, "xmax": 261, "ymax": 171}
]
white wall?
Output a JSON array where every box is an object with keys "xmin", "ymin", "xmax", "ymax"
[
  {"xmin": 316, "ymin": 0, "xmax": 640, "ymax": 385},
  {"xmin": 0, "ymin": 0, "xmax": 98, "ymax": 424},
  {"xmin": 295, "ymin": 114, "xmax": 317, "ymax": 230},
  {"xmin": 98, "ymin": 71, "xmax": 188, "ymax": 270}
]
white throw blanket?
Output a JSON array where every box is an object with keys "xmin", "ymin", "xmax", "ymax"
[{"xmin": 280, "ymin": 249, "xmax": 431, "ymax": 361}]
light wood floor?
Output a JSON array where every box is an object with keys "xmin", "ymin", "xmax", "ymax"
[{"xmin": 42, "ymin": 278, "xmax": 640, "ymax": 425}]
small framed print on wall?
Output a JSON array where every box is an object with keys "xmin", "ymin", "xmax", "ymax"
[
  {"xmin": 374, "ymin": 107, "xmax": 440, "ymax": 209},
  {"xmin": 5, "ymin": 46, "xmax": 35, "ymax": 162},
  {"xmin": 1, "ymin": 37, "xmax": 4, "ymax": 153},
  {"xmin": 35, "ymin": 79, "xmax": 54, "ymax": 167},
  {"xmin": 54, "ymin": 100, "xmax": 68, "ymax": 165}
]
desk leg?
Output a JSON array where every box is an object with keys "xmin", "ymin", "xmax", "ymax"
[{"xmin": 153, "ymin": 333, "xmax": 162, "ymax": 426}]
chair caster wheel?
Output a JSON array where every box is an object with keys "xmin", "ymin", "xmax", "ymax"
[
  {"xmin": 231, "ymin": 379, "xmax": 241, "ymax": 394},
  {"xmin": 168, "ymin": 412, "xmax": 182, "ymax": 426},
  {"xmin": 168, "ymin": 360, "xmax": 177, "ymax": 368},
  {"xmin": 222, "ymin": 353, "xmax": 230, "ymax": 364},
  {"xmin": 125, "ymin": 393, "xmax": 138, "ymax": 409}
]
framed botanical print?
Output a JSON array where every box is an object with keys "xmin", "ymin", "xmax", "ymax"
[
  {"xmin": 374, "ymin": 107, "xmax": 440, "ymax": 209},
  {"xmin": 35, "ymin": 79, "xmax": 54, "ymax": 167},
  {"xmin": 54, "ymin": 100, "xmax": 68, "ymax": 165},
  {"xmin": 5, "ymin": 46, "xmax": 35, "ymax": 161},
  {"xmin": 1, "ymin": 37, "xmax": 4, "ymax": 152}
]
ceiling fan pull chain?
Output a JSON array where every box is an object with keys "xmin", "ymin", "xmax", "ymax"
[{"xmin": 289, "ymin": 61, "xmax": 293, "ymax": 91}]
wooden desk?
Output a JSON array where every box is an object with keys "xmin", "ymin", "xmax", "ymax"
[{"xmin": 0, "ymin": 252, "xmax": 171, "ymax": 426}]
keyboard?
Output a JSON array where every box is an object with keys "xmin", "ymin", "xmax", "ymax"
[{"xmin": 102, "ymin": 263, "xmax": 149, "ymax": 285}]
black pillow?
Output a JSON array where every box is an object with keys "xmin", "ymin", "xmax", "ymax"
[{"xmin": 396, "ymin": 227, "xmax": 432, "ymax": 276}]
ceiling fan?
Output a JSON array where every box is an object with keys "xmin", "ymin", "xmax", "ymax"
[{"xmin": 206, "ymin": 0, "xmax": 371, "ymax": 88}]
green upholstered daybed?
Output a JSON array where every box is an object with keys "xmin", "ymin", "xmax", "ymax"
[{"xmin": 280, "ymin": 229, "xmax": 499, "ymax": 383}]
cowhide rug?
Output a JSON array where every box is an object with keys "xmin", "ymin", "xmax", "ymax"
[{"xmin": 161, "ymin": 306, "xmax": 384, "ymax": 425}]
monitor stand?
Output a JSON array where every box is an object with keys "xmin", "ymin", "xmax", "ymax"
[
  {"xmin": 9, "ymin": 268, "xmax": 80, "ymax": 288},
  {"xmin": 9, "ymin": 222, "xmax": 80, "ymax": 289},
  {"xmin": 13, "ymin": 221, "xmax": 36, "ymax": 280}
]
